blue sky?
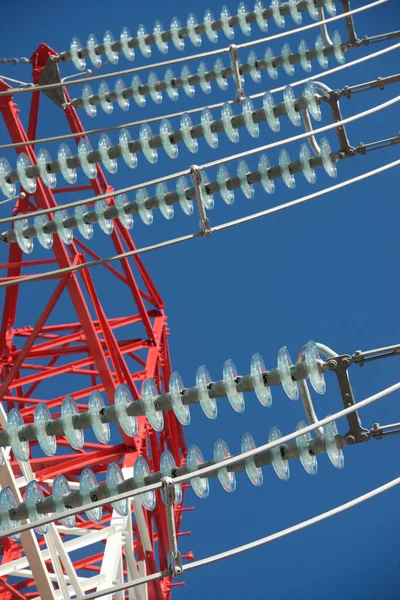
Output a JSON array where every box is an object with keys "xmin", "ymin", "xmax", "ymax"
[{"xmin": 1, "ymin": 0, "xmax": 400, "ymax": 598}]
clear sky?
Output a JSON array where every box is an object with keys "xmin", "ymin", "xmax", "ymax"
[{"xmin": 1, "ymin": 0, "xmax": 400, "ymax": 598}]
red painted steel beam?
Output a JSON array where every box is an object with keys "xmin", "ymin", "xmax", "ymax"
[
  {"xmin": 0, "ymin": 89, "xmax": 118, "ymax": 401},
  {"xmin": 0, "ymin": 258, "xmax": 58, "ymax": 269},
  {"xmin": 0, "ymin": 43, "xmax": 186, "ymax": 599},
  {"xmin": 0, "ymin": 271, "xmax": 72, "ymax": 400}
]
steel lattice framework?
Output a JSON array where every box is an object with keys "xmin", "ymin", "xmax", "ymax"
[
  {"xmin": 0, "ymin": 0, "xmax": 399, "ymax": 598},
  {"xmin": 0, "ymin": 43, "xmax": 186, "ymax": 600}
]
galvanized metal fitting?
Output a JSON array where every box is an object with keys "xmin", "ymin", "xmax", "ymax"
[
  {"xmin": 161, "ymin": 477, "xmax": 183, "ymax": 577},
  {"xmin": 190, "ymin": 165, "xmax": 211, "ymax": 236},
  {"xmin": 229, "ymin": 44, "xmax": 245, "ymax": 103}
]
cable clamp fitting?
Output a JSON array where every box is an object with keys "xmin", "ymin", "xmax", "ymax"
[
  {"xmin": 229, "ymin": 44, "xmax": 245, "ymax": 104},
  {"xmin": 190, "ymin": 165, "xmax": 211, "ymax": 237},
  {"xmin": 161, "ymin": 477, "xmax": 183, "ymax": 578}
]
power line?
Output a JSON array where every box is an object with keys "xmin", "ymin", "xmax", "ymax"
[
  {"xmin": 0, "ymin": 57, "xmax": 30, "ymax": 65},
  {"xmin": 185, "ymin": 474, "xmax": 400, "ymax": 570},
  {"xmin": 1, "ymin": 156, "xmax": 399, "ymax": 289}
]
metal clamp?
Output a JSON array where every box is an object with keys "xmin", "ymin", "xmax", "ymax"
[
  {"xmin": 161, "ymin": 477, "xmax": 183, "ymax": 578},
  {"xmin": 190, "ymin": 165, "xmax": 211, "ymax": 236},
  {"xmin": 302, "ymin": 81, "xmax": 355, "ymax": 157},
  {"xmin": 338, "ymin": 0, "xmax": 360, "ymax": 46},
  {"xmin": 229, "ymin": 45, "xmax": 245, "ymax": 104},
  {"xmin": 296, "ymin": 343, "xmax": 372, "ymax": 445}
]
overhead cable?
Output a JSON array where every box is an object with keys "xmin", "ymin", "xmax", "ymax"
[{"xmin": 74, "ymin": 474, "xmax": 400, "ymax": 600}]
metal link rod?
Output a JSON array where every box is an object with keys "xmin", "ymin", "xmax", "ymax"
[
  {"xmin": 362, "ymin": 29, "xmax": 400, "ymax": 45},
  {"xmin": 353, "ymin": 343, "xmax": 400, "ymax": 359}
]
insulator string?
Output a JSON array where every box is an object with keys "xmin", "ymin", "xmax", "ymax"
[
  {"xmin": 66, "ymin": 37, "xmax": 343, "ymax": 114},
  {"xmin": 0, "ymin": 343, "xmax": 319, "ymax": 449},
  {"xmin": 200, "ymin": 92, "xmax": 400, "ymax": 169},
  {"xmin": 58, "ymin": 0, "xmax": 383, "ymax": 72},
  {"xmin": 2, "ymin": 83, "xmax": 318, "ymax": 186},
  {"xmin": 1, "ymin": 379, "xmax": 399, "ymax": 540},
  {"xmin": 59, "ymin": 0, "xmax": 342, "ymax": 66},
  {"xmin": 0, "ymin": 88, "xmax": 398, "ymax": 227},
  {"xmin": 0, "ymin": 155, "xmax": 398, "ymax": 289},
  {"xmin": 0, "ymin": 0, "xmax": 389, "ymax": 99},
  {"xmin": 0, "ymin": 38, "xmax": 398, "ymax": 152},
  {"xmin": 1, "ymin": 145, "xmax": 333, "ymax": 247}
]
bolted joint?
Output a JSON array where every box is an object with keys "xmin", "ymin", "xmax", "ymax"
[
  {"xmin": 330, "ymin": 90, "xmax": 341, "ymax": 102},
  {"xmin": 189, "ymin": 164, "xmax": 201, "ymax": 188},
  {"xmin": 341, "ymin": 85, "xmax": 351, "ymax": 99},
  {"xmin": 168, "ymin": 549, "xmax": 183, "ymax": 578},
  {"xmin": 353, "ymin": 349, "xmax": 365, "ymax": 366},
  {"xmin": 370, "ymin": 423, "xmax": 383, "ymax": 440},
  {"xmin": 341, "ymin": 356, "xmax": 352, "ymax": 367},
  {"xmin": 327, "ymin": 359, "xmax": 338, "ymax": 371},
  {"xmin": 346, "ymin": 147, "xmax": 357, "ymax": 157},
  {"xmin": 356, "ymin": 143, "xmax": 366, "ymax": 156},
  {"xmin": 346, "ymin": 434, "xmax": 356, "ymax": 444}
]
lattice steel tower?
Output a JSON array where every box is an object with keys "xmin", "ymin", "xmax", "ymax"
[{"xmin": 0, "ymin": 0, "xmax": 399, "ymax": 598}]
